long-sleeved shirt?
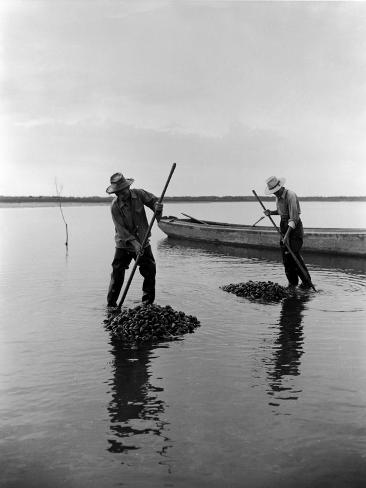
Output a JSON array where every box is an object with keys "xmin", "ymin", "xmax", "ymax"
[
  {"xmin": 275, "ymin": 188, "xmax": 301, "ymax": 229},
  {"xmin": 110, "ymin": 188, "xmax": 159, "ymax": 249}
]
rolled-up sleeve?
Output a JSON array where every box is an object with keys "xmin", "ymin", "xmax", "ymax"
[
  {"xmin": 137, "ymin": 189, "xmax": 159, "ymax": 211},
  {"xmin": 286, "ymin": 190, "xmax": 301, "ymax": 229}
]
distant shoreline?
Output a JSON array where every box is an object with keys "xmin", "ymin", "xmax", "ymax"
[{"xmin": 0, "ymin": 195, "xmax": 365, "ymax": 205}]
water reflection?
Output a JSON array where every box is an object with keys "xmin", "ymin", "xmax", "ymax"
[
  {"xmin": 266, "ymin": 294, "xmax": 310, "ymax": 407},
  {"xmin": 158, "ymin": 236, "xmax": 281, "ymax": 263},
  {"xmin": 157, "ymin": 237, "xmax": 366, "ymax": 275},
  {"xmin": 107, "ymin": 342, "xmax": 170, "ymax": 457}
]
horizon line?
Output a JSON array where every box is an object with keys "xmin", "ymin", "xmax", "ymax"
[{"xmin": 1, "ymin": 194, "xmax": 366, "ymax": 200}]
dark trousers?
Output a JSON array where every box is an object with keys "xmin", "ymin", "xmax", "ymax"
[
  {"xmin": 107, "ymin": 245, "xmax": 156, "ymax": 306},
  {"xmin": 280, "ymin": 219, "xmax": 310, "ymax": 286}
]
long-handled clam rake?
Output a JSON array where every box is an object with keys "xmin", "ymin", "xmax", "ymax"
[
  {"xmin": 252, "ymin": 189, "xmax": 316, "ymax": 292},
  {"xmin": 117, "ymin": 163, "xmax": 177, "ymax": 309}
]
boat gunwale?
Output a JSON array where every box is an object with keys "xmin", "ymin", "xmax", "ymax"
[{"xmin": 159, "ymin": 217, "xmax": 366, "ymax": 235}]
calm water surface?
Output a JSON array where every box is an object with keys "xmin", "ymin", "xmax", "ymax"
[{"xmin": 0, "ymin": 202, "xmax": 365, "ymax": 487}]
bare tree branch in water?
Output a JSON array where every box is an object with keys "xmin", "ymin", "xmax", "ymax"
[{"xmin": 55, "ymin": 178, "xmax": 69, "ymax": 248}]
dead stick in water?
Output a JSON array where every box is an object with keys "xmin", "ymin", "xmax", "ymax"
[
  {"xmin": 117, "ymin": 163, "xmax": 177, "ymax": 308},
  {"xmin": 252, "ymin": 189, "xmax": 316, "ymax": 291},
  {"xmin": 55, "ymin": 179, "xmax": 69, "ymax": 248}
]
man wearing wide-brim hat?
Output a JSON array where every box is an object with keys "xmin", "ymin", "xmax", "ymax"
[
  {"xmin": 263, "ymin": 176, "xmax": 311, "ymax": 288},
  {"xmin": 106, "ymin": 172, "xmax": 163, "ymax": 307}
]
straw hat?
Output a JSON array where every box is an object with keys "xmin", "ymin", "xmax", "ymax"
[
  {"xmin": 106, "ymin": 173, "xmax": 134, "ymax": 194},
  {"xmin": 265, "ymin": 176, "xmax": 286, "ymax": 195}
]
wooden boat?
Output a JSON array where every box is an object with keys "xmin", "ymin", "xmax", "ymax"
[{"xmin": 158, "ymin": 216, "xmax": 366, "ymax": 257}]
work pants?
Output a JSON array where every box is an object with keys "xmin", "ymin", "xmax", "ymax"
[
  {"xmin": 280, "ymin": 219, "xmax": 310, "ymax": 286},
  {"xmin": 107, "ymin": 245, "xmax": 156, "ymax": 306}
]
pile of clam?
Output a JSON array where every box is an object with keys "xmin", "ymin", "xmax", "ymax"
[
  {"xmin": 221, "ymin": 280, "xmax": 292, "ymax": 302},
  {"xmin": 105, "ymin": 304, "xmax": 200, "ymax": 344}
]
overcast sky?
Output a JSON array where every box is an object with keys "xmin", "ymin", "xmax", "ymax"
[{"xmin": 1, "ymin": 0, "xmax": 366, "ymax": 197}]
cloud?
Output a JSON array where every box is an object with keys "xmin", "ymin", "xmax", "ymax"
[
  {"xmin": 2, "ymin": 115, "xmax": 364, "ymax": 197},
  {"xmin": 1, "ymin": 1, "xmax": 366, "ymax": 196},
  {"xmin": 105, "ymin": 0, "xmax": 170, "ymax": 19}
]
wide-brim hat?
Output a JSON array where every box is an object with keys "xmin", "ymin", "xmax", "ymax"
[
  {"xmin": 265, "ymin": 175, "xmax": 286, "ymax": 195},
  {"xmin": 106, "ymin": 172, "xmax": 134, "ymax": 194}
]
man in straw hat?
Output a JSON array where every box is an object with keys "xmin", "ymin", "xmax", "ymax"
[
  {"xmin": 106, "ymin": 172, "xmax": 163, "ymax": 307},
  {"xmin": 263, "ymin": 176, "xmax": 312, "ymax": 288}
]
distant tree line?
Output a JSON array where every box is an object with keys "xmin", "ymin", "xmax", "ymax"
[
  {"xmin": 1, "ymin": 195, "xmax": 365, "ymax": 203},
  {"xmin": 0, "ymin": 195, "xmax": 112, "ymax": 203}
]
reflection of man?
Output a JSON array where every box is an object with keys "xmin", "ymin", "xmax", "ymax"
[
  {"xmin": 106, "ymin": 172, "xmax": 163, "ymax": 307},
  {"xmin": 263, "ymin": 176, "xmax": 311, "ymax": 288},
  {"xmin": 267, "ymin": 295, "xmax": 308, "ymax": 399},
  {"xmin": 107, "ymin": 345, "xmax": 167, "ymax": 454}
]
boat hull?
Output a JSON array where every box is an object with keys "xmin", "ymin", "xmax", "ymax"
[{"xmin": 158, "ymin": 218, "xmax": 366, "ymax": 257}]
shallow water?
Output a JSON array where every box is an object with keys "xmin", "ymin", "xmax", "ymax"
[{"xmin": 1, "ymin": 203, "xmax": 366, "ymax": 487}]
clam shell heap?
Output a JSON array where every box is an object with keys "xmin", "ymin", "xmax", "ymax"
[
  {"xmin": 221, "ymin": 280, "xmax": 292, "ymax": 302},
  {"xmin": 105, "ymin": 304, "xmax": 200, "ymax": 344}
]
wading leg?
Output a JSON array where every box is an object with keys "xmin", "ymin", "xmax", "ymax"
[
  {"xmin": 281, "ymin": 242, "xmax": 299, "ymax": 286},
  {"xmin": 107, "ymin": 249, "xmax": 133, "ymax": 306},
  {"xmin": 138, "ymin": 245, "xmax": 156, "ymax": 304}
]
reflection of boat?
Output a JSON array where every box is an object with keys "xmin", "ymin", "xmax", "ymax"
[
  {"xmin": 157, "ymin": 236, "xmax": 366, "ymax": 276},
  {"xmin": 158, "ymin": 216, "xmax": 366, "ymax": 257}
]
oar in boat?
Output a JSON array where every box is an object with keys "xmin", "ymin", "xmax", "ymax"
[
  {"xmin": 252, "ymin": 215, "xmax": 265, "ymax": 227},
  {"xmin": 181, "ymin": 213, "xmax": 208, "ymax": 225},
  {"xmin": 117, "ymin": 163, "xmax": 177, "ymax": 308},
  {"xmin": 252, "ymin": 189, "xmax": 316, "ymax": 292}
]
